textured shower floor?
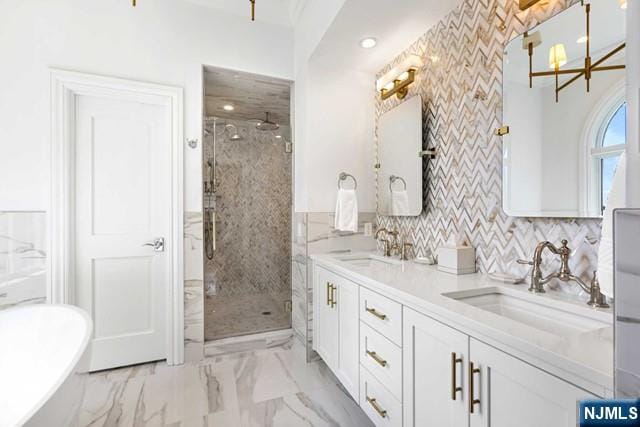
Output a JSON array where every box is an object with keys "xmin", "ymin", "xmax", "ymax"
[{"xmin": 204, "ymin": 291, "xmax": 291, "ymax": 341}]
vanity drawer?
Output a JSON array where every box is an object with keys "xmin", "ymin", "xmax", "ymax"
[
  {"xmin": 360, "ymin": 287, "xmax": 402, "ymax": 345},
  {"xmin": 360, "ymin": 322, "xmax": 402, "ymax": 400},
  {"xmin": 360, "ymin": 366, "xmax": 402, "ymax": 427}
]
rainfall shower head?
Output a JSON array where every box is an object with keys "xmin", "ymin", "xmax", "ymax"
[{"xmin": 255, "ymin": 112, "xmax": 280, "ymax": 131}]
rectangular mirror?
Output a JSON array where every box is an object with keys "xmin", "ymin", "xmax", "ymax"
[
  {"xmin": 377, "ymin": 95, "xmax": 423, "ymax": 216},
  {"xmin": 503, "ymin": 0, "xmax": 626, "ymax": 218}
]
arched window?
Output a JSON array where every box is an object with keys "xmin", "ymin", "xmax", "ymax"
[
  {"xmin": 591, "ymin": 103, "xmax": 626, "ymax": 214},
  {"xmin": 580, "ymin": 80, "xmax": 626, "ymax": 216}
]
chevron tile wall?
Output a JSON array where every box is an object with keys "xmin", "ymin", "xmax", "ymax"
[{"xmin": 377, "ymin": 0, "xmax": 603, "ymax": 294}]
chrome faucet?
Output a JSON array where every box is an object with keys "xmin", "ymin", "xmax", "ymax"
[{"xmin": 518, "ymin": 239, "xmax": 610, "ymax": 308}]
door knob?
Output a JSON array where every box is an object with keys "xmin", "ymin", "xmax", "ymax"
[{"xmin": 143, "ymin": 237, "xmax": 165, "ymax": 252}]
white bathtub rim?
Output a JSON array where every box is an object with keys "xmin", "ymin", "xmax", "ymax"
[{"xmin": 3, "ymin": 304, "xmax": 93, "ymax": 426}]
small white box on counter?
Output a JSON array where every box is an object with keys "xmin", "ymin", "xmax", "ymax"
[{"xmin": 437, "ymin": 246, "xmax": 476, "ymax": 275}]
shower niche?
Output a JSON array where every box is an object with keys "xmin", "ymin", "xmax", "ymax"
[{"xmin": 202, "ymin": 66, "xmax": 293, "ymax": 341}]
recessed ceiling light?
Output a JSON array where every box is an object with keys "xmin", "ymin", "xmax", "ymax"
[
  {"xmin": 223, "ymin": 104, "xmax": 234, "ymax": 111},
  {"xmin": 360, "ymin": 37, "xmax": 377, "ymax": 49},
  {"xmin": 275, "ymin": 135, "xmax": 282, "ymax": 139},
  {"xmin": 577, "ymin": 36, "xmax": 588, "ymax": 44}
]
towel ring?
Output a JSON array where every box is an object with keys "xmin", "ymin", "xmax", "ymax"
[
  {"xmin": 389, "ymin": 175, "xmax": 407, "ymax": 191},
  {"xmin": 338, "ymin": 172, "xmax": 357, "ymax": 190}
]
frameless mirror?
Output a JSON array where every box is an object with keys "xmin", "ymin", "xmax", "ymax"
[
  {"xmin": 377, "ymin": 95, "xmax": 423, "ymax": 216},
  {"xmin": 503, "ymin": 0, "xmax": 626, "ymax": 218}
]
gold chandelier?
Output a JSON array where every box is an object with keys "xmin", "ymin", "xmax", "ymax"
[
  {"xmin": 524, "ymin": 2, "xmax": 626, "ymax": 103},
  {"xmin": 133, "ymin": 0, "xmax": 258, "ymax": 22}
]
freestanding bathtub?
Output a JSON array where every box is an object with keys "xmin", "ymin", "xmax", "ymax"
[{"xmin": 0, "ymin": 305, "xmax": 92, "ymax": 427}]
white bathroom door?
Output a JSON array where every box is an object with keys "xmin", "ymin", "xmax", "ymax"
[{"xmin": 73, "ymin": 92, "xmax": 172, "ymax": 372}]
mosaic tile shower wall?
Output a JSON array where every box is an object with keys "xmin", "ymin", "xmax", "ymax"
[
  {"xmin": 203, "ymin": 119, "xmax": 292, "ymax": 340},
  {"xmin": 376, "ymin": 0, "xmax": 602, "ymax": 294}
]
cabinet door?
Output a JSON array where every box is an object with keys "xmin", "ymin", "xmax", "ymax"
[
  {"xmin": 314, "ymin": 266, "xmax": 338, "ymax": 370},
  {"xmin": 403, "ymin": 308, "xmax": 469, "ymax": 427},
  {"xmin": 336, "ymin": 278, "xmax": 360, "ymax": 401},
  {"xmin": 469, "ymin": 338, "xmax": 596, "ymax": 427}
]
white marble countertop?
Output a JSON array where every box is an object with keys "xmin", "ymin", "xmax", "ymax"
[{"xmin": 311, "ymin": 252, "xmax": 614, "ymax": 396}]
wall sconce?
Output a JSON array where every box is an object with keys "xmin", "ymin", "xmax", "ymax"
[{"xmin": 376, "ymin": 55, "xmax": 423, "ymax": 100}]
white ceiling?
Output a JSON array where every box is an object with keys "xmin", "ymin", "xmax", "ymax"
[
  {"xmin": 204, "ymin": 66, "xmax": 291, "ymax": 124},
  {"xmin": 310, "ymin": 0, "xmax": 463, "ymax": 74},
  {"xmin": 183, "ymin": 0, "xmax": 305, "ymax": 27}
]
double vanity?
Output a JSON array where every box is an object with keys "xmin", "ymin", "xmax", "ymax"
[{"xmin": 312, "ymin": 252, "xmax": 613, "ymax": 427}]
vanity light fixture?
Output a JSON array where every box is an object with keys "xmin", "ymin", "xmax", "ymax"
[
  {"xmin": 519, "ymin": 0, "xmax": 543, "ymax": 10},
  {"xmin": 376, "ymin": 54, "xmax": 423, "ymax": 100},
  {"xmin": 360, "ymin": 38, "xmax": 378, "ymax": 49},
  {"xmin": 576, "ymin": 35, "xmax": 588, "ymax": 44},
  {"xmin": 524, "ymin": 2, "xmax": 625, "ymax": 103}
]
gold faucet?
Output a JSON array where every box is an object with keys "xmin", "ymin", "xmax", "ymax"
[{"xmin": 518, "ymin": 240, "xmax": 610, "ymax": 308}]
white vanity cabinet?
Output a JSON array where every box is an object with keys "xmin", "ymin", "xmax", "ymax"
[
  {"xmin": 403, "ymin": 308, "xmax": 469, "ymax": 427},
  {"xmin": 403, "ymin": 307, "xmax": 597, "ymax": 427},
  {"xmin": 469, "ymin": 338, "xmax": 596, "ymax": 427},
  {"xmin": 312, "ymin": 260, "xmax": 605, "ymax": 427},
  {"xmin": 313, "ymin": 265, "xmax": 360, "ymax": 400}
]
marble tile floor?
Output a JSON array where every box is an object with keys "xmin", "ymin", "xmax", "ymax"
[
  {"xmin": 78, "ymin": 339, "xmax": 373, "ymax": 427},
  {"xmin": 204, "ymin": 291, "xmax": 291, "ymax": 341}
]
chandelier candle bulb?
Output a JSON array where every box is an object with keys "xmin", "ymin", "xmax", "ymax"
[{"xmin": 549, "ymin": 44, "xmax": 568, "ymax": 69}]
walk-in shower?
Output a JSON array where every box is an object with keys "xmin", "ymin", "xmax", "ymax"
[{"xmin": 202, "ymin": 67, "xmax": 293, "ymax": 342}]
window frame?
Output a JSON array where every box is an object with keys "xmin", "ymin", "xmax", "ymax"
[
  {"xmin": 591, "ymin": 103, "xmax": 626, "ymax": 214},
  {"xmin": 579, "ymin": 80, "xmax": 626, "ymax": 217}
]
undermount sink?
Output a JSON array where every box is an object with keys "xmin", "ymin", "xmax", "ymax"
[
  {"xmin": 443, "ymin": 287, "xmax": 611, "ymax": 337},
  {"xmin": 337, "ymin": 254, "xmax": 402, "ymax": 267}
]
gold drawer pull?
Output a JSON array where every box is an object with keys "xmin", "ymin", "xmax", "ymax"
[
  {"xmin": 366, "ymin": 350, "xmax": 388, "ymax": 367},
  {"xmin": 330, "ymin": 284, "xmax": 337, "ymax": 308},
  {"xmin": 451, "ymin": 352, "xmax": 463, "ymax": 400},
  {"xmin": 468, "ymin": 361, "xmax": 481, "ymax": 414},
  {"xmin": 365, "ymin": 307, "xmax": 387, "ymax": 320},
  {"xmin": 326, "ymin": 282, "xmax": 331, "ymax": 306},
  {"xmin": 366, "ymin": 396, "xmax": 387, "ymax": 418}
]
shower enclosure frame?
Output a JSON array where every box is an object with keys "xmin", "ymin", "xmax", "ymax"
[{"xmin": 200, "ymin": 65, "xmax": 295, "ymax": 343}]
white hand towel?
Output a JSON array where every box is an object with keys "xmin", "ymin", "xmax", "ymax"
[
  {"xmin": 334, "ymin": 188, "xmax": 358, "ymax": 232},
  {"xmin": 391, "ymin": 190, "xmax": 410, "ymax": 216},
  {"xmin": 598, "ymin": 152, "xmax": 627, "ymax": 297}
]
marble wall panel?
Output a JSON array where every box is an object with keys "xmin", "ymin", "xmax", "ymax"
[{"xmin": 0, "ymin": 211, "xmax": 47, "ymax": 308}]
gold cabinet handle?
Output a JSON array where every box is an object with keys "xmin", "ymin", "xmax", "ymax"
[
  {"xmin": 330, "ymin": 284, "xmax": 337, "ymax": 308},
  {"xmin": 326, "ymin": 282, "xmax": 331, "ymax": 306},
  {"xmin": 366, "ymin": 396, "xmax": 387, "ymax": 418},
  {"xmin": 468, "ymin": 361, "xmax": 481, "ymax": 414},
  {"xmin": 366, "ymin": 350, "xmax": 388, "ymax": 367},
  {"xmin": 365, "ymin": 306, "xmax": 387, "ymax": 320},
  {"xmin": 451, "ymin": 352, "xmax": 463, "ymax": 400}
]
